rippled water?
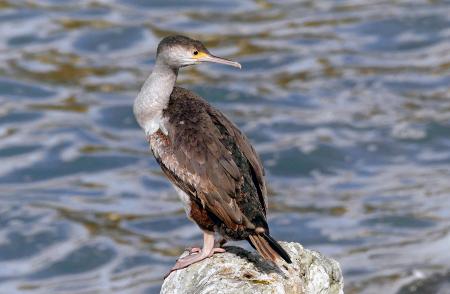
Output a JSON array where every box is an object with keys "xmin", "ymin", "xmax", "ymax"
[{"xmin": 1, "ymin": 0, "xmax": 449, "ymax": 293}]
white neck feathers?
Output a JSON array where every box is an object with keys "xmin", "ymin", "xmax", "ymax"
[{"xmin": 133, "ymin": 60, "xmax": 178, "ymax": 135}]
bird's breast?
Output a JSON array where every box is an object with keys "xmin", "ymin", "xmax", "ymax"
[
  {"xmin": 149, "ymin": 130, "xmax": 201, "ymax": 189},
  {"xmin": 148, "ymin": 129, "xmax": 170, "ymax": 158}
]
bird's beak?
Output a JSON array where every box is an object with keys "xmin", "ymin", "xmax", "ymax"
[{"xmin": 196, "ymin": 52, "xmax": 241, "ymax": 69}]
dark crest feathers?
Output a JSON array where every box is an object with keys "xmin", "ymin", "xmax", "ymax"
[{"xmin": 157, "ymin": 35, "xmax": 209, "ymax": 56}]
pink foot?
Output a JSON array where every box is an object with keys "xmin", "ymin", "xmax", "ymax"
[
  {"xmin": 207, "ymin": 247, "xmax": 226, "ymax": 256},
  {"xmin": 164, "ymin": 247, "xmax": 225, "ymax": 279},
  {"xmin": 164, "ymin": 231, "xmax": 225, "ymax": 279},
  {"xmin": 185, "ymin": 247, "xmax": 201, "ymax": 255}
]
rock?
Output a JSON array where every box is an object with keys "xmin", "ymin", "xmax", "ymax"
[{"xmin": 161, "ymin": 242, "xmax": 343, "ymax": 294}]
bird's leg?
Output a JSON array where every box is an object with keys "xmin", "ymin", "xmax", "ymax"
[
  {"xmin": 185, "ymin": 237, "xmax": 224, "ymax": 255},
  {"xmin": 187, "ymin": 236, "xmax": 226, "ymax": 255},
  {"xmin": 165, "ymin": 231, "xmax": 225, "ymax": 278}
]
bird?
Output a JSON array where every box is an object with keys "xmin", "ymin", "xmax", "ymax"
[{"xmin": 133, "ymin": 35, "xmax": 291, "ymax": 275}]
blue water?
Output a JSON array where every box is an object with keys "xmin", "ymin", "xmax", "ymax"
[{"xmin": 1, "ymin": 0, "xmax": 449, "ymax": 293}]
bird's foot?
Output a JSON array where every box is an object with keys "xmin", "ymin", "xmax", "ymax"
[
  {"xmin": 185, "ymin": 247, "xmax": 201, "ymax": 255},
  {"xmin": 208, "ymin": 247, "xmax": 226, "ymax": 256},
  {"xmin": 164, "ymin": 231, "xmax": 224, "ymax": 279},
  {"xmin": 164, "ymin": 247, "xmax": 225, "ymax": 279}
]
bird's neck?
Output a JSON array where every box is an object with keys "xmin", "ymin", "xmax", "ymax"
[{"xmin": 134, "ymin": 59, "xmax": 178, "ymax": 135}]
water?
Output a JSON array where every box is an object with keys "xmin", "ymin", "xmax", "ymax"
[{"xmin": 0, "ymin": 0, "xmax": 449, "ymax": 293}]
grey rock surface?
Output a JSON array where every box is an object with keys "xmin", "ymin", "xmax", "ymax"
[{"xmin": 161, "ymin": 242, "xmax": 343, "ymax": 294}]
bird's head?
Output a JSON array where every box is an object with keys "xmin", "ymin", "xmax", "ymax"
[{"xmin": 156, "ymin": 35, "xmax": 241, "ymax": 69}]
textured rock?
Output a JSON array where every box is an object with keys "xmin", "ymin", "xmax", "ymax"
[{"xmin": 161, "ymin": 242, "xmax": 343, "ymax": 294}]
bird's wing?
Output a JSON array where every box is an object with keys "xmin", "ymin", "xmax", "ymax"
[
  {"xmin": 206, "ymin": 106, "xmax": 268, "ymax": 214},
  {"xmin": 156, "ymin": 87, "xmax": 265, "ymax": 229}
]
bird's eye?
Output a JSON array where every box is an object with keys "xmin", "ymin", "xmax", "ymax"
[{"xmin": 193, "ymin": 51, "xmax": 199, "ymax": 56}]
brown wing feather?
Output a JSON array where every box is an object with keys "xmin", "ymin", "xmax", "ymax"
[
  {"xmin": 158, "ymin": 87, "xmax": 259, "ymax": 229},
  {"xmin": 206, "ymin": 106, "xmax": 268, "ymax": 214}
]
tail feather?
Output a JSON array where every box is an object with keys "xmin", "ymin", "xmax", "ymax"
[
  {"xmin": 262, "ymin": 233, "xmax": 292, "ymax": 264},
  {"xmin": 248, "ymin": 233, "xmax": 292, "ymax": 264},
  {"xmin": 249, "ymin": 234, "xmax": 277, "ymax": 261}
]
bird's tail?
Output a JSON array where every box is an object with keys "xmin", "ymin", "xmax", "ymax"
[{"xmin": 248, "ymin": 232, "xmax": 292, "ymax": 264}]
